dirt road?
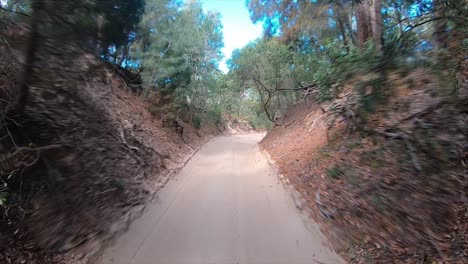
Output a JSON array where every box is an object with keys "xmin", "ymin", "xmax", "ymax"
[{"xmin": 98, "ymin": 134, "xmax": 344, "ymax": 264}]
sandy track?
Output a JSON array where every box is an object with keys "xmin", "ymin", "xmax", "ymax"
[{"xmin": 97, "ymin": 134, "xmax": 344, "ymax": 264}]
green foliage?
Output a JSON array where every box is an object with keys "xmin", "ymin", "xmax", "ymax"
[
  {"xmin": 356, "ymin": 77, "xmax": 388, "ymax": 115},
  {"xmin": 0, "ymin": 0, "xmax": 145, "ymax": 65},
  {"xmin": 137, "ymin": 0, "xmax": 223, "ymax": 91},
  {"xmin": 247, "ymin": 114, "xmax": 272, "ymax": 130},
  {"xmin": 96, "ymin": 0, "xmax": 145, "ymax": 49},
  {"xmin": 4, "ymin": 0, "xmax": 464, "ymax": 134},
  {"xmin": 192, "ymin": 115, "xmax": 201, "ymax": 130},
  {"xmin": 135, "ymin": 0, "xmax": 225, "ymax": 125},
  {"xmin": 239, "ymin": 0, "xmax": 467, "ymax": 123},
  {"xmin": 206, "ymin": 107, "xmax": 222, "ymax": 126},
  {"xmin": 0, "ymin": 190, "xmax": 7, "ymax": 207},
  {"xmin": 326, "ymin": 165, "xmax": 343, "ymax": 180},
  {"xmin": 247, "ymin": 0, "xmax": 344, "ymax": 42},
  {"xmin": 229, "ymin": 40, "xmax": 294, "ymax": 90},
  {"xmin": 0, "ymin": 175, "xmax": 11, "ymax": 208},
  {"xmin": 228, "ymin": 40, "xmax": 299, "ymax": 124},
  {"xmin": 333, "ymin": 43, "xmax": 381, "ymax": 80},
  {"xmin": 326, "ymin": 163, "xmax": 360, "ymax": 186}
]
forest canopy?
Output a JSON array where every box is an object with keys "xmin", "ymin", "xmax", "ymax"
[{"xmin": 0, "ymin": 0, "xmax": 466, "ymax": 128}]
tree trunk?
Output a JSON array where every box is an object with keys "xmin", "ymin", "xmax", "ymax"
[
  {"xmin": 334, "ymin": 5, "xmax": 350, "ymax": 52},
  {"xmin": 113, "ymin": 49, "xmax": 119, "ymax": 64},
  {"xmin": 371, "ymin": 0, "xmax": 383, "ymax": 54},
  {"xmin": 433, "ymin": 0, "xmax": 447, "ymax": 50},
  {"xmin": 355, "ymin": 2, "xmax": 371, "ymax": 48},
  {"xmin": 117, "ymin": 38, "xmax": 130, "ymax": 67},
  {"xmin": 122, "ymin": 42, "xmax": 129, "ymax": 67},
  {"xmin": 331, "ymin": 3, "xmax": 349, "ymax": 52},
  {"xmin": 96, "ymin": 15, "xmax": 104, "ymax": 54},
  {"xmin": 7, "ymin": 0, "xmax": 44, "ymax": 116},
  {"xmin": 261, "ymin": 91, "xmax": 277, "ymax": 125},
  {"xmin": 345, "ymin": 14, "xmax": 357, "ymax": 46},
  {"xmin": 338, "ymin": 17, "xmax": 349, "ymax": 52}
]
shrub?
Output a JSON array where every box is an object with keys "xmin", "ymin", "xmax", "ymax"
[
  {"xmin": 326, "ymin": 165, "xmax": 343, "ymax": 180},
  {"xmin": 192, "ymin": 115, "xmax": 201, "ymax": 130},
  {"xmin": 206, "ymin": 107, "xmax": 222, "ymax": 126},
  {"xmin": 246, "ymin": 114, "xmax": 272, "ymax": 130},
  {"xmin": 357, "ymin": 77, "xmax": 388, "ymax": 115},
  {"xmin": 333, "ymin": 42, "xmax": 381, "ymax": 81}
]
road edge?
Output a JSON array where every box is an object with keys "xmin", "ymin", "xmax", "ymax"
[
  {"xmin": 260, "ymin": 148, "xmax": 343, "ymax": 255},
  {"xmin": 85, "ymin": 137, "xmax": 216, "ymax": 264}
]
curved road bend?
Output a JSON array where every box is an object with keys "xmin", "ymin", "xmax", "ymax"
[{"xmin": 98, "ymin": 134, "xmax": 344, "ymax": 264}]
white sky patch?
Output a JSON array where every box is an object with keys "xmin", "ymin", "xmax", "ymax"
[
  {"xmin": 220, "ymin": 20, "xmax": 263, "ymax": 73},
  {"xmin": 201, "ymin": 0, "xmax": 263, "ymax": 73}
]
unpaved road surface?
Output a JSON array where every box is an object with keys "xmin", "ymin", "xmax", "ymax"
[{"xmin": 98, "ymin": 134, "xmax": 344, "ymax": 264}]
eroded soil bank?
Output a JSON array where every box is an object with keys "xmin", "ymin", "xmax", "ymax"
[
  {"xmin": 260, "ymin": 69, "xmax": 467, "ymax": 263},
  {"xmin": 0, "ymin": 47, "xmax": 249, "ymax": 263}
]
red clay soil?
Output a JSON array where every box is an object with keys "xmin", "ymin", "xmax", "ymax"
[
  {"xmin": 260, "ymin": 71, "xmax": 467, "ymax": 263},
  {"xmin": 260, "ymin": 101, "xmax": 330, "ymax": 178}
]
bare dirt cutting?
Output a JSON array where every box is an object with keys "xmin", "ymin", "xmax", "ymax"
[
  {"xmin": 0, "ymin": 47, "xmax": 223, "ymax": 264},
  {"xmin": 260, "ymin": 69, "xmax": 467, "ymax": 263}
]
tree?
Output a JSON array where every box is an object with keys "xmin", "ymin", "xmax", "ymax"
[
  {"xmin": 355, "ymin": 0, "xmax": 383, "ymax": 53},
  {"xmin": 432, "ymin": 0, "xmax": 447, "ymax": 50},
  {"xmin": 0, "ymin": 0, "xmax": 147, "ymax": 117},
  {"xmin": 138, "ymin": 0, "xmax": 222, "ymax": 90},
  {"xmin": 136, "ymin": 0, "xmax": 224, "ymax": 124},
  {"xmin": 371, "ymin": 0, "xmax": 383, "ymax": 52},
  {"xmin": 247, "ymin": 0, "xmax": 355, "ymax": 52},
  {"xmin": 96, "ymin": 0, "xmax": 145, "ymax": 56},
  {"xmin": 229, "ymin": 40, "xmax": 298, "ymax": 125},
  {"xmin": 7, "ymin": 0, "xmax": 44, "ymax": 116}
]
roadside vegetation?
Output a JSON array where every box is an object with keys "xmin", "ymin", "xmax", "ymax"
[{"xmin": 227, "ymin": 0, "xmax": 466, "ymax": 128}]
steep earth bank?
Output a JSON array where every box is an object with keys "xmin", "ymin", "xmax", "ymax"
[
  {"xmin": 0, "ymin": 46, "xmax": 249, "ymax": 263},
  {"xmin": 260, "ymin": 69, "xmax": 467, "ymax": 263}
]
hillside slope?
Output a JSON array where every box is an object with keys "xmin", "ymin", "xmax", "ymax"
[
  {"xmin": 0, "ymin": 47, "xmax": 221, "ymax": 263},
  {"xmin": 260, "ymin": 69, "xmax": 467, "ymax": 263}
]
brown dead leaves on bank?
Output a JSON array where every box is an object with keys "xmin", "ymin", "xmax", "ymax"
[
  {"xmin": 260, "ymin": 69, "xmax": 467, "ymax": 263},
  {"xmin": 0, "ymin": 46, "xmax": 220, "ymax": 263}
]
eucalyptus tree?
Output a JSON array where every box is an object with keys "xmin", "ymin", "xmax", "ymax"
[
  {"xmin": 229, "ymin": 40, "xmax": 299, "ymax": 125},
  {"xmin": 136, "ymin": 0, "xmax": 224, "ymax": 123},
  {"xmin": 138, "ymin": 0, "xmax": 222, "ymax": 89}
]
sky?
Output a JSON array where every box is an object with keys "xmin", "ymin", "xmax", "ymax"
[{"xmin": 201, "ymin": 0, "xmax": 263, "ymax": 73}]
